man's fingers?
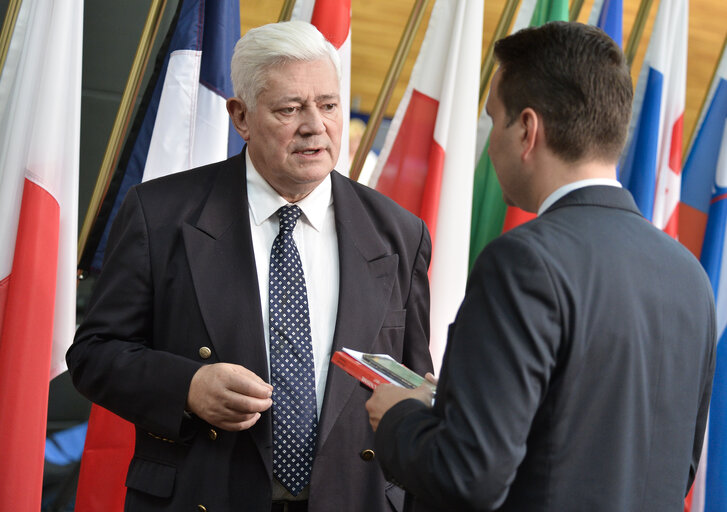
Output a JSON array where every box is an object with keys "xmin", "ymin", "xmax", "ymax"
[
  {"xmin": 187, "ymin": 363, "xmax": 273, "ymax": 428},
  {"xmin": 220, "ymin": 391, "xmax": 272, "ymax": 415},
  {"xmin": 226, "ymin": 370, "xmax": 273, "ymax": 399}
]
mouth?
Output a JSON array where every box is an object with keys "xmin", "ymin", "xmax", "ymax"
[{"xmin": 294, "ymin": 146, "xmax": 325, "ymax": 156}]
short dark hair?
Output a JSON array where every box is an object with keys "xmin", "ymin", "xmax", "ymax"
[{"xmin": 493, "ymin": 21, "xmax": 633, "ymax": 163}]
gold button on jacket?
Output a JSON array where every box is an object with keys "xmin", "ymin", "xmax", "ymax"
[{"xmin": 360, "ymin": 449, "xmax": 375, "ymax": 461}]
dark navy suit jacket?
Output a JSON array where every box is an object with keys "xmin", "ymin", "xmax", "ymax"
[
  {"xmin": 68, "ymin": 152, "xmax": 433, "ymax": 512},
  {"xmin": 376, "ymin": 186, "xmax": 715, "ymax": 512}
]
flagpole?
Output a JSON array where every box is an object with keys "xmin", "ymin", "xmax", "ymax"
[
  {"xmin": 479, "ymin": 0, "xmax": 521, "ymax": 108},
  {"xmin": 77, "ymin": 0, "xmax": 167, "ymax": 271},
  {"xmin": 350, "ymin": 0, "xmax": 431, "ymax": 182},
  {"xmin": 568, "ymin": 0, "xmax": 586, "ymax": 21},
  {"xmin": 278, "ymin": 0, "xmax": 295, "ymax": 22},
  {"xmin": 624, "ymin": 0, "xmax": 655, "ymax": 68},
  {"xmin": 0, "ymin": 0, "xmax": 22, "ymax": 77},
  {"xmin": 683, "ymin": 35, "xmax": 727, "ymax": 164}
]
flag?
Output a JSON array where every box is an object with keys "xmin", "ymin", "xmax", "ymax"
[
  {"xmin": 693, "ymin": 127, "xmax": 727, "ymax": 512},
  {"xmin": 469, "ymin": 0, "xmax": 567, "ymax": 269},
  {"xmin": 619, "ymin": 0, "xmax": 688, "ymax": 237},
  {"xmin": 79, "ymin": 0, "xmax": 242, "ymax": 274},
  {"xmin": 292, "ymin": 0, "xmax": 351, "ymax": 175},
  {"xmin": 679, "ymin": 42, "xmax": 727, "ymax": 512},
  {"xmin": 588, "ymin": 0, "xmax": 623, "ymax": 47},
  {"xmin": 75, "ymin": 1, "xmax": 240, "ymax": 510},
  {"xmin": 0, "ymin": 0, "xmax": 82, "ymax": 509},
  {"xmin": 370, "ymin": 0, "xmax": 483, "ymax": 370},
  {"xmin": 680, "ymin": 45, "xmax": 727, "ymax": 258}
]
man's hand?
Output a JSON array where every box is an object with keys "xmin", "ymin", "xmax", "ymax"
[
  {"xmin": 187, "ymin": 363, "xmax": 273, "ymax": 431},
  {"xmin": 366, "ymin": 373, "xmax": 437, "ymax": 432}
]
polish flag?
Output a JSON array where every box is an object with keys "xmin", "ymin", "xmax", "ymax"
[
  {"xmin": 0, "ymin": 0, "xmax": 82, "ymax": 509},
  {"xmin": 370, "ymin": 0, "xmax": 483, "ymax": 370},
  {"xmin": 619, "ymin": 0, "xmax": 688, "ymax": 237},
  {"xmin": 292, "ymin": 0, "xmax": 351, "ymax": 175}
]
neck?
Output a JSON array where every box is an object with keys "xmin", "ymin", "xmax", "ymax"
[{"xmin": 532, "ymin": 158, "xmax": 618, "ymax": 212}]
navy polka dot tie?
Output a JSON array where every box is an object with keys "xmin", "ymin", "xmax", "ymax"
[{"xmin": 269, "ymin": 205, "xmax": 318, "ymax": 496}]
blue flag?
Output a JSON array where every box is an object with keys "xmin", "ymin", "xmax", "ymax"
[
  {"xmin": 589, "ymin": 0, "xmax": 622, "ymax": 47},
  {"xmin": 681, "ymin": 45, "xmax": 727, "ymax": 512}
]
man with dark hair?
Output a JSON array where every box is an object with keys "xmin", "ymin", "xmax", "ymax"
[{"xmin": 366, "ymin": 21, "xmax": 715, "ymax": 512}]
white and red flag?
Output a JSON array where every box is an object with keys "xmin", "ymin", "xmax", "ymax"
[
  {"xmin": 370, "ymin": 0, "xmax": 483, "ymax": 370},
  {"xmin": 0, "ymin": 0, "xmax": 82, "ymax": 508},
  {"xmin": 292, "ymin": 0, "xmax": 351, "ymax": 175},
  {"xmin": 619, "ymin": 0, "xmax": 688, "ymax": 237}
]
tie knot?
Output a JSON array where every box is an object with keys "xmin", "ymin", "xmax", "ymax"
[{"xmin": 277, "ymin": 205, "xmax": 302, "ymax": 234}]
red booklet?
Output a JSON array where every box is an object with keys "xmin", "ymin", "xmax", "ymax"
[
  {"xmin": 331, "ymin": 350, "xmax": 391, "ymax": 389},
  {"xmin": 331, "ymin": 348, "xmax": 435, "ymax": 392}
]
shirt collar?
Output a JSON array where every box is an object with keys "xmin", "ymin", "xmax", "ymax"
[
  {"xmin": 537, "ymin": 178, "xmax": 622, "ymax": 216},
  {"xmin": 246, "ymin": 150, "xmax": 333, "ymax": 231}
]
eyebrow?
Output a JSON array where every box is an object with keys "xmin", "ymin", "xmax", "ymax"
[{"xmin": 279, "ymin": 93, "xmax": 340, "ymax": 104}]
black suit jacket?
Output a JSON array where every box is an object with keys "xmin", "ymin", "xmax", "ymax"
[
  {"xmin": 67, "ymin": 152, "xmax": 433, "ymax": 511},
  {"xmin": 375, "ymin": 186, "xmax": 715, "ymax": 512}
]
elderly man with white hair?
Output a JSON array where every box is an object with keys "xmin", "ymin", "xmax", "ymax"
[{"xmin": 67, "ymin": 21, "xmax": 432, "ymax": 512}]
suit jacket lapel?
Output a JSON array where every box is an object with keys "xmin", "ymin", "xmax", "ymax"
[
  {"xmin": 181, "ymin": 153, "xmax": 271, "ymax": 475},
  {"xmin": 317, "ymin": 172, "xmax": 399, "ymax": 450}
]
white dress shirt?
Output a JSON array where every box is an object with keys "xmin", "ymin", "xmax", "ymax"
[
  {"xmin": 246, "ymin": 151, "xmax": 340, "ymax": 420},
  {"xmin": 537, "ymin": 178, "xmax": 622, "ymax": 216}
]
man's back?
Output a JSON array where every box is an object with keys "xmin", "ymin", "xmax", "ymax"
[{"xmin": 495, "ymin": 186, "xmax": 715, "ymax": 511}]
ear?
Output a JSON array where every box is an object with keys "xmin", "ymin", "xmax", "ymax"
[
  {"xmin": 519, "ymin": 107, "xmax": 539, "ymax": 161},
  {"xmin": 227, "ymin": 97, "xmax": 250, "ymax": 141}
]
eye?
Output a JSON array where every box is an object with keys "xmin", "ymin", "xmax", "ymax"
[
  {"xmin": 321, "ymin": 103, "xmax": 337, "ymax": 112},
  {"xmin": 279, "ymin": 106, "xmax": 298, "ymax": 115}
]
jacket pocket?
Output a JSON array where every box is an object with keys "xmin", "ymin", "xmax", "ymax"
[
  {"xmin": 125, "ymin": 457, "xmax": 176, "ymax": 498},
  {"xmin": 382, "ymin": 309, "xmax": 406, "ymax": 328}
]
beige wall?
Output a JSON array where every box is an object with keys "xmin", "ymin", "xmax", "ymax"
[{"xmin": 240, "ymin": 0, "xmax": 727, "ymax": 156}]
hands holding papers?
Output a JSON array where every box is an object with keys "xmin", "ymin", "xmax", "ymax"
[
  {"xmin": 365, "ymin": 372, "xmax": 437, "ymax": 431},
  {"xmin": 331, "ymin": 348, "xmax": 436, "ymax": 431}
]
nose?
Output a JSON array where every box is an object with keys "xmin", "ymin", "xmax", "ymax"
[{"xmin": 299, "ymin": 107, "xmax": 326, "ymax": 136}]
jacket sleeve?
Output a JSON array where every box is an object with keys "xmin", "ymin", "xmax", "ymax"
[
  {"xmin": 401, "ymin": 218, "xmax": 434, "ymax": 377},
  {"xmin": 375, "ymin": 233, "xmax": 561, "ymax": 510},
  {"xmin": 66, "ymin": 187, "xmax": 201, "ymax": 440},
  {"xmin": 687, "ymin": 284, "xmax": 716, "ymax": 495}
]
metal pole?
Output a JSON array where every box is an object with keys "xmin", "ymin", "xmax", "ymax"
[
  {"xmin": 569, "ymin": 0, "xmax": 586, "ymax": 22},
  {"xmin": 625, "ymin": 0, "xmax": 656, "ymax": 68},
  {"xmin": 0, "ymin": 0, "xmax": 22, "ymax": 78},
  {"xmin": 278, "ymin": 0, "xmax": 296, "ymax": 22},
  {"xmin": 77, "ymin": 0, "xmax": 167, "ymax": 269},
  {"xmin": 350, "ymin": 0, "xmax": 431, "ymax": 182},
  {"xmin": 479, "ymin": 0, "xmax": 521, "ymax": 106}
]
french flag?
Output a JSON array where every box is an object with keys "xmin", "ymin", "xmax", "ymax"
[
  {"xmin": 619, "ymin": 0, "xmax": 688, "ymax": 238},
  {"xmin": 292, "ymin": 0, "xmax": 351, "ymax": 176},
  {"xmin": 81, "ymin": 0, "xmax": 242, "ymax": 273},
  {"xmin": 75, "ymin": 1, "xmax": 240, "ymax": 510},
  {"xmin": 680, "ymin": 43, "xmax": 727, "ymax": 512},
  {"xmin": 370, "ymin": 0, "xmax": 483, "ymax": 369},
  {"xmin": 0, "ymin": 0, "xmax": 82, "ymax": 509}
]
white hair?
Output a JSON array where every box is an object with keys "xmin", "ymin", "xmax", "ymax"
[{"xmin": 230, "ymin": 20, "xmax": 341, "ymax": 110}]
